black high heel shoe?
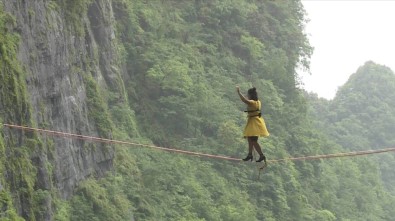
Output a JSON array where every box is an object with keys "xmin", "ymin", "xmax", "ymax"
[
  {"xmin": 256, "ymin": 154, "xmax": 266, "ymax": 164},
  {"xmin": 242, "ymin": 154, "xmax": 253, "ymax": 161}
]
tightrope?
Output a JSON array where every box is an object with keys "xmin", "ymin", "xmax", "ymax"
[
  {"xmin": 2, "ymin": 123, "xmax": 241, "ymax": 161},
  {"xmin": 269, "ymin": 147, "xmax": 395, "ymax": 163},
  {"xmin": 2, "ymin": 123, "xmax": 395, "ymax": 163}
]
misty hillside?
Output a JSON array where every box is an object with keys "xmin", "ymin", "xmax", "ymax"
[{"xmin": 307, "ymin": 61, "xmax": 395, "ymax": 195}]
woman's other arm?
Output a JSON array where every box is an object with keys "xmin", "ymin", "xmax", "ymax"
[{"xmin": 236, "ymin": 86, "xmax": 252, "ymax": 104}]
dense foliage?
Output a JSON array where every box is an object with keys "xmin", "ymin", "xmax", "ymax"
[
  {"xmin": 66, "ymin": 1, "xmax": 393, "ymax": 220},
  {"xmin": 2, "ymin": 0, "xmax": 395, "ymax": 220},
  {"xmin": 0, "ymin": 5, "xmax": 44, "ymax": 220},
  {"xmin": 307, "ymin": 61, "xmax": 395, "ymax": 196}
]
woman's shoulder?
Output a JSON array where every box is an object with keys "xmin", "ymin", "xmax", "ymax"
[{"xmin": 247, "ymin": 100, "xmax": 259, "ymax": 106}]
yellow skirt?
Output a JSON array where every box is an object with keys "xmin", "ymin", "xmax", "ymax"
[{"xmin": 243, "ymin": 116, "xmax": 269, "ymax": 137}]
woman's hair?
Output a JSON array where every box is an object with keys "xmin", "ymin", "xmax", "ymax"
[{"xmin": 247, "ymin": 87, "xmax": 258, "ymax": 101}]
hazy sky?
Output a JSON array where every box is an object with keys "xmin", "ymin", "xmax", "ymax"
[{"xmin": 300, "ymin": 1, "xmax": 395, "ymax": 99}]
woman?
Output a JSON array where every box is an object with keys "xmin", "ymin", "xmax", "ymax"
[{"xmin": 236, "ymin": 86, "xmax": 269, "ymax": 164}]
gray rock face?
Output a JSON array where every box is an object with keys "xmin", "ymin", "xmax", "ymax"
[{"xmin": 2, "ymin": 0, "xmax": 120, "ymax": 217}]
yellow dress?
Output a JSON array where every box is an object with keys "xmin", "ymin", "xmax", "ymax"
[{"xmin": 243, "ymin": 100, "xmax": 270, "ymax": 137}]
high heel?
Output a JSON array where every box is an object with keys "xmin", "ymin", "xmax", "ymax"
[
  {"xmin": 256, "ymin": 154, "xmax": 266, "ymax": 164},
  {"xmin": 242, "ymin": 154, "xmax": 253, "ymax": 161}
]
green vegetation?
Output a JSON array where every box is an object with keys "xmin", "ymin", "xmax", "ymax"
[
  {"xmin": 2, "ymin": 0, "xmax": 395, "ymax": 220},
  {"xmin": 59, "ymin": 0, "xmax": 93, "ymax": 36},
  {"xmin": 59, "ymin": 1, "xmax": 394, "ymax": 221},
  {"xmin": 307, "ymin": 61, "xmax": 395, "ymax": 198},
  {"xmin": 1, "ymin": 122, "xmax": 24, "ymax": 221},
  {"xmin": 83, "ymin": 74, "xmax": 114, "ymax": 138},
  {"xmin": 0, "ymin": 5, "xmax": 40, "ymax": 221}
]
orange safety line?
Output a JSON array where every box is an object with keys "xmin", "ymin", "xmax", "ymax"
[{"xmin": 2, "ymin": 123, "xmax": 395, "ymax": 163}]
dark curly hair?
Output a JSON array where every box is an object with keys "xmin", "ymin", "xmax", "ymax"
[{"xmin": 247, "ymin": 87, "xmax": 258, "ymax": 101}]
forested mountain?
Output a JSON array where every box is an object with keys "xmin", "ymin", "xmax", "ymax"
[
  {"xmin": 307, "ymin": 61, "xmax": 395, "ymax": 195},
  {"xmin": 1, "ymin": 0, "xmax": 395, "ymax": 220}
]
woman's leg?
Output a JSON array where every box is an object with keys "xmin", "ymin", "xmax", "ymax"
[
  {"xmin": 251, "ymin": 137, "xmax": 266, "ymax": 163},
  {"xmin": 253, "ymin": 141, "xmax": 263, "ymax": 156},
  {"xmin": 242, "ymin": 137, "xmax": 254, "ymax": 161}
]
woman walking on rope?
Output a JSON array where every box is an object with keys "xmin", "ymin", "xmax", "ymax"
[{"xmin": 237, "ymin": 86, "xmax": 269, "ymax": 164}]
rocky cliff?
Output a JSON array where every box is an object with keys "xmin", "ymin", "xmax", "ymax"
[{"xmin": 1, "ymin": 0, "xmax": 127, "ymax": 219}]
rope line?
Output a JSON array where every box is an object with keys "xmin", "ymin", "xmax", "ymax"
[
  {"xmin": 269, "ymin": 147, "xmax": 395, "ymax": 163},
  {"xmin": 2, "ymin": 123, "xmax": 241, "ymax": 161},
  {"xmin": 2, "ymin": 123, "xmax": 395, "ymax": 163}
]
